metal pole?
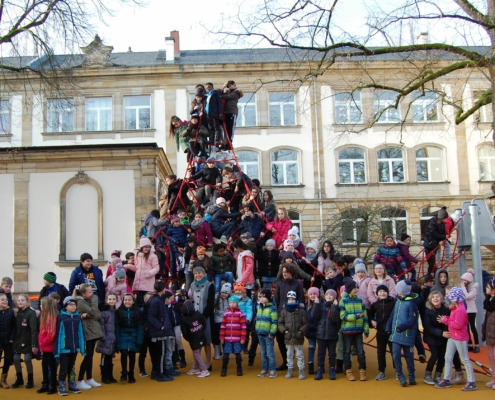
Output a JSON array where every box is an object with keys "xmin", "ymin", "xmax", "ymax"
[
  {"xmin": 469, "ymin": 203, "xmax": 485, "ymax": 346},
  {"xmin": 313, "ymin": 78, "xmax": 324, "ymax": 233}
]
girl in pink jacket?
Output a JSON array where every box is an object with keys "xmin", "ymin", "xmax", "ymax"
[
  {"xmin": 460, "ymin": 271, "xmax": 480, "ymax": 352},
  {"xmin": 105, "ymin": 263, "xmax": 128, "ymax": 308},
  {"xmin": 266, "ymin": 207, "xmax": 292, "ymax": 250},
  {"xmin": 127, "ymin": 237, "xmax": 159, "ymax": 303},
  {"xmin": 232, "ymin": 239, "xmax": 255, "ymax": 291},
  {"xmin": 435, "ymin": 287, "xmax": 476, "ymax": 391}
]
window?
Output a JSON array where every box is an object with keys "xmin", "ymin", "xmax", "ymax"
[
  {"xmin": 85, "ymin": 97, "xmax": 112, "ymax": 131},
  {"xmin": 338, "ymin": 148, "xmax": 366, "ymax": 184},
  {"xmin": 269, "ymin": 92, "xmax": 295, "ymax": 126},
  {"xmin": 0, "ymin": 100, "xmax": 8, "ymax": 133},
  {"xmin": 289, "ymin": 210, "xmax": 301, "ymax": 236},
  {"xmin": 47, "ymin": 99, "xmax": 74, "ymax": 133},
  {"xmin": 271, "ymin": 150, "xmax": 299, "ymax": 185},
  {"xmin": 377, "ymin": 148, "xmax": 405, "ymax": 183},
  {"xmin": 237, "ymin": 151, "xmax": 260, "ymax": 180},
  {"xmin": 479, "ymin": 146, "xmax": 495, "ymax": 181},
  {"xmin": 341, "ymin": 209, "xmax": 368, "ymax": 245},
  {"xmin": 374, "ymin": 90, "xmax": 400, "ymax": 123},
  {"xmin": 420, "ymin": 206, "xmax": 441, "ymax": 240},
  {"xmin": 412, "ymin": 91, "xmax": 440, "ymax": 123},
  {"xmin": 474, "ymin": 91, "xmax": 492, "ymax": 123},
  {"xmin": 237, "ymin": 94, "xmax": 257, "ymax": 126},
  {"xmin": 416, "ymin": 146, "xmax": 444, "ymax": 182},
  {"xmin": 381, "ymin": 208, "xmax": 407, "ymax": 239},
  {"xmin": 335, "ymin": 91, "xmax": 362, "ymax": 124},
  {"xmin": 124, "ymin": 96, "xmax": 151, "ymax": 130}
]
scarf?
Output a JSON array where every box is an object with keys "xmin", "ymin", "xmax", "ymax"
[
  {"xmin": 191, "ymin": 218, "xmax": 205, "ymax": 230},
  {"xmin": 293, "ymin": 238, "xmax": 301, "ymax": 248},
  {"xmin": 195, "ymin": 276, "xmax": 208, "ymax": 286},
  {"xmin": 306, "ymin": 252, "xmax": 317, "ymax": 262},
  {"xmin": 285, "ymin": 301, "xmax": 299, "ymax": 312}
]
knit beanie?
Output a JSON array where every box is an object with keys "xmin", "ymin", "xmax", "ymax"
[
  {"xmin": 288, "ymin": 226, "xmax": 299, "ymax": 239},
  {"xmin": 43, "ymin": 272, "xmax": 57, "ymax": 284},
  {"xmin": 467, "ymin": 268, "xmax": 475, "ymax": 276},
  {"xmin": 395, "ymin": 280, "xmax": 412, "ymax": 296},
  {"xmin": 307, "ymin": 287, "xmax": 320, "ymax": 297},
  {"xmin": 448, "ymin": 287, "xmax": 465, "ymax": 303},
  {"xmin": 111, "ymin": 250, "xmax": 121, "ymax": 258},
  {"xmin": 281, "ymin": 251, "xmax": 296, "ymax": 261},
  {"xmin": 287, "ymin": 290, "xmax": 297, "ymax": 299},
  {"xmin": 283, "ymin": 239, "xmax": 294, "ymax": 250},
  {"xmin": 216, "ymin": 197, "xmax": 226, "ymax": 205},
  {"xmin": 325, "ymin": 289, "xmax": 337, "ymax": 299},
  {"xmin": 240, "ymin": 232, "xmax": 253, "ymax": 240},
  {"xmin": 265, "ymin": 239, "xmax": 276, "ymax": 248},
  {"xmin": 63, "ymin": 296, "xmax": 77, "ymax": 308},
  {"xmin": 344, "ymin": 278, "xmax": 357, "ymax": 294},
  {"xmin": 140, "ymin": 236, "xmax": 153, "ymax": 248},
  {"xmin": 438, "ymin": 207, "xmax": 448, "ymax": 219},
  {"xmin": 114, "ymin": 263, "xmax": 126, "ymax": 279},
  {"xmin": 260, "ymin": 288, "xmax": 272, "ymax": 301},
  {"xmin": 220, "ymin": 283, "xmax": 232, "ymax": 294},
  {"xmin": 354, "ymin": 262, "xmax": 367, "ymax": 273},
  {"xmin": 228, "ymin": 296, "xmax": 239, "ymax": 305},
  {"xmin": 376, "ymin": 284, "xmax": 389, "ymax": 295},
  {"xmin": 234, "ymin": 283, "xmax": 245, "ymax": 293},
  {"xmin": 400, "ymin": 233, "xmax": 411, "ymax": 242},
  {"xmin": 353, "ymin": 258, "xmax": 364, "ymax": 266},
  {"xmin": 111, "ymin": 257, "xmax": 123, "ymax": 268},
  {"xmin": 461, "ymin": 272, "xmax": 473, "ymax": 283},
  {"xmin": 305, "ymin": 240, "xmax": 318, "ymax": 253},
  {"xmin": 171, "ymin": 216, "xmax": 180, "ymax": 224}
]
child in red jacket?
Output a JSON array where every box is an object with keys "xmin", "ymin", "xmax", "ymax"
[{"xmin": 38, "ymin": 297, "xmax": 60, "ymax": 394}]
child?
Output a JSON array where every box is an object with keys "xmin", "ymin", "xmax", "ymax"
[
  {"xmin": 288, "ymin": 226, "xmax": 305, "ymax": 256},
  {"xmin": 435, "ymin": 287, "xmax": 476, "ymax": 391},
  {"xmin": 431, "ymin": 268, "xmax": 449, "ymax": 297},
  {"xmin": 96, "ymin": 292, "xmax": 117, "ymax": 384},
  {"xmin": 278, "ymin": 290, "xmax": 308, "ymax": 379},
  {"xmin": 181, "ymin": 300, "xmax": 210, "ymax": 378},
  {"xmin": 254, "ymin": 289, "xmax": 278, "ymax": 379},
  {"xmin": 353, "ymin": 261, "xmax": 371, "ymax": 310},
  {"xmin": 266, "ymin": 208, "xmax": 292, "ymax": 250},
  {"xmin": 165, "ymin": 290, "xmax": 185, "ymax": 370},
  {"xmin": 368, "ymin": 284, "xmax": 395, "ymax": 381},
  {"xmin": 138, "ymin": 292, "xmax": 155, "ymax": 377},
  {"xmin": 116, "ymin": 294, "xmax": 144, "ymax": 383},
  {"xmin": 386, "ymin": 280, "xmax": 418, "ymax": 387},
  {"xmin": 213, "ymin": 283, "xmax": 232, "ymax": 360},
  {"xmin": 12, "ymin": 294, "xmax": 38, "ymax": 389},
  {"xmin": 257, "ymin": 239, "xmax": 280, "ymax": 289},
  {"xmin": 193, "ymin": 246, "xmax": 213, "ymax": 280},
  {"xmin": 483, "ymin": 278, "xmax": 495, "ymax": 388},
  {"xmin": 305, "ymin": 287, "xmax": 320, "ymax": 375},
  {"xmin": 373, "ymin": 236, "xmax": 406, "ymax": 278},
  {"xmin": 321, "ymin": 266, "xmax": 344, "ymax": 294},
  {"xmin": 219, "ymin": 296, "xmax": 247, "ymax": 376},
  {"xmin": 184, "ymin": 236, "xmax": 198, "ymax": 292},
  {"xmin": 166, "ymin": 216, "xmax": 190, "ymax": 278},
  {"xmin": 124, "ymin": 252, "xmax": 136, "ymax": 289},
  {"xmin": 191, "ymin": 212, "xmax": 213, "ymax": 248},
  {"xmin": 37, "ymin": 296, "xmax": 59, "ymax": 394},
  {"xmin": 396, "ymin": 234, "xmax": 419, "ymax": 281},
  {"xmin": 54, "ymin": 296, "xmax": 86, "ymax": 396},
  {"xmin": 105, "ymin": 262, "xmax": 127, "ymax": 308},
  {"xmin": 339, "ymin": 279, "xmax": 369, "ymax": 381},
  {"xmin": 177, "ymin": 208, "xmax": 191, "ymax": 225},
  {"xmin": 181, "ymin": 115, "xmax": 208, "ymax": 157},
  {"xmin": 233, "ymin": 283, "xmax": 253, "ymax": 353},
  {"xmin": 74, "ymin": 283, "xmax": 103, "ymax": 390},
  {"xmin": 38, "ymin": 272, "xmax": 70, "ymax": 309},
  {"xmin": 232, "ymin": 239, "xmax": 255, "ymax": 296},
  {"xmin": 0, "ymin": 277, "xmax": 13, "ymax": 308},
  {"xmin": 423, "ymin": 290, "xmax": 450, "ymax": 385},
  {"xmin": 312, "ymin": 289, "xmax": 340, "ymax": 380},
  {"xmin": 105, "ymin": 250, "xmax": 122, "ymax": 277},
  {"xmin": 0, "ymin": 292, "xmax": 15, "ymax": 389},
  {"xmin": 211, "ymin": 244, "xmax": 235, "ymax": 294},
  {"xmin": 460, "ymin": 271, "xmax": 480, "ymax": 353},
  {"xmin": 248, "ymin": 283, "xmax": 261, "ymax": 366}
]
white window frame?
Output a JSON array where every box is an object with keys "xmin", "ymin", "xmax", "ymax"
[
  {"xmin": 124, "ymin": 95, "xmax": 151, "ymax": 130},
  {"xmin": 341, "ymin": 211, "xmax": 369, "ymax": 246},
  {"xmin": 420, "ymin": 206, "xmax": 441, "ymax": 240},
  {"xmin": 412, "ymin": 91, "xmax": 440, "ymax": 123},
  {"xmin": 416, "ymin": 147, "xmax": 444, "ymax": 182},
  {"xmin": 268, "ymin": 92, "xmax": 296, "ymax": 126},
  {"xmin": 380, "ymin": 208, "xmax": 408, "ymax": 239},
  {"xmin": 479, "ymin": 146, "xmax": 495, "ymax": 181},
  {"xmin": 338, "ymin": 148, "xmax": 367, "ymax": 184},
  {"xmin": 377, "ymin": 148, "xmax": 405, "ymax": 183},
  {"xmin": 473, "ymin": 92, "xmax": 492, "ymax": 123},
  {"xmin": 373, "ymin": 90, "xmax": 401, "ymax": 123},
  {"xmin": 85, "ymin": 97, "xmax": 112, "ymax": 131},
  {"xmin": 335, "ymin": 91, "xmax": 363, "ymax": 124},
  {"xmin": 237, "ymin": 150, "xmax": 260, "ymax": 180},
  {"xmin": 0, "ymin": 100, "xmax": 9, "ymax": 134},
  {"xmin": 289, "ymin": 210, "xmax": 301, "ymax": 237},
  {"xmin": 47, "ymin": 99, "xmax": 74, "ymax": 133},
  {"xmin": 237, "ymin": 94, "xmax": 257, "ymax": 127},
  {"xmin": 270, "ymin": 149, "xmax": 300, "ymax": 185}
]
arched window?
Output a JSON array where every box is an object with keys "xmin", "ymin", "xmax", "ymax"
[
  {"xmin": 338, "ymin": 148, "xmax": 366, "ymax": 184},
  {"xmin": 420, "ymin": 206, "xmax": 441, "ymax": 240},
  {"xmin": 381, "ymin": 208, "xmax": 407, "ymax": 239},
  {"xmin": 377, "ymin": 148, "xmax": 405, "ymax": 183},
  {"xmin": 416, "ymin": 146, "xmax": 444, "ymax": 182},
  {"xmin": 271, "ymin": 149, "xmax": 299, "ymax": 185},
  {"xmin": 237, "ymin": 150, "xmax": 260, "ymax": 180},
  {"xmin": 341, "ymin": 209, "xmax": 369, "ymax": 245},
  {"xmin": 479, "ymin": 146, "xmax": 495, "ymax": 181}
]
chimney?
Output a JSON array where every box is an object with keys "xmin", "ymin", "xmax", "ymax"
[
  {"xmin": 170, "ymin": 30, "xmax": 180, "ymax": 56},
  {"xmin": 165, "ymin": 36, "xmax": 174, "ymax": 61},
  {"xmin": 417, "ymin": 32, "xmax": 428, "ymax": 44}
]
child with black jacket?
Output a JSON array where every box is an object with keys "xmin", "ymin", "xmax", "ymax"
[
  {"xmin": 368, "ymin": 284, "xmax": 396, "ymax": 381},
  {"xmin": 0, "ymin": 292, "xmax": 15, "ymax": 389},
  {"xmin": 257, "ymin": 240, "xmax": 280, "ymax": 289}
]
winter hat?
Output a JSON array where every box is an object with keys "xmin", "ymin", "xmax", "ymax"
[
  {"xmin": 216, "ymin": 197, "xmax": 226, "ymax": 205},
  {"xmin": 344, "ymin": 278, "xmax": 357, "ymax": 294},
  {"xmin": 467, "ymin": 268, "xmax": 475, "ymax": 276},
  {"xmin": 220, "ymin": 283, "xmax": 232, "ymax": 294},
  {"xmin": 63, "ymin": 296, "xmax": 77, "ymax": 308},
  {"xmin": 197, "ymin": 246, "xmax": 206, "ymax": 255},
  {"xmin": 354, "ymin": 262, "xmax": 367, "ymax": 273},
  {"xmin": 448, "ymin": 287, "xmax": 465, "ymax": 303},
  {"xmin": 265, "ymin": 239, "xmax": 276, "ymax": 248},
  {"xmin": 376, "ymin": 284, "xmax": 389, "ymax": 295},
  {"xmin": 114, "ymin": 263, "xmax": 126, "ymax": 279},
  {"xmin": 234, "ymin": 283, "xmax": 245, "ymax": 293},
  {"xmin": 283, "ymin": 239, "xmax": 294, "ymax": 250},
  {"xmin": 353, "ymin": 258, "xmax": 364, "ymax": 266},
  {"xmin": 287, "ymin": 290, "xmax": 297, "ymax": 299},
  {"xmin": 140, "ymin": 236, "xmax": 153, "ymax": 248},
  {"xmin": 400, "ymin": 233, "xmax": 411, "ymax": 242},
  {"xmin": 307, "ymin": 287, "xmax": 320, "ymax": 297},
  {"xmin": 43, "ymin": 272, "xmax": 57, "ymax": 284},
  {"xmin": 384, "ymin": 235, "xmax": 395, "ymax": 243},
  {"xmin": 171, "ymin": 216, "xmax": 180, "ymax": 224},
  {"xmin": 207, "ymin": 156, "xmax": 216, "ymax": 163},
  {"xmin": 111, "ymin": 250, "xmax": 121, "ymax": 258},
  {"xmin": 228, "ymin": 296, "xmax": 239, "ymax": 305},
  {"xmin": 260, "ymin": 288, "xmax": 272, "ymax": 301},
  {"xmin": 438, "ymin": 207, "xmax": 448, "ymax": 219},
  {"xmin": 240, "ymin": 232, "xmax": 253, "ymax": 240},
  {"xmin": 395, "ymin": 280, "xmax": 412, "ymax": 296},
  {"xmin": 281, "ymin": 251, "xmax": 296, "ymax": 261},
  {"xmin": 305, "ymin": 240, "xmax": 318, "ymax": 253},
  {"xmin": 244, "ymin": 203, "xmax": 255, "ymax": 213},
  {"xmin": 192, "ymin": 266, "xmax": 206, "ymax": 275},
  {"xmin": 164, "ymin": 291, "xmax": 174, "ymax": 300},
  {"xmin": 461, "ymin": 272, "xmax": 473, "ymax": 283},
  {"xmin": 325, "ymin": 289, "xmax": 337, "ymax": 300},
  {"xmin": 288, "ymin": 226, "xmax": 300, "ymax": 239}
]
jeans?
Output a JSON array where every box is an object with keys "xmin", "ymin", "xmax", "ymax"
[
  {"xmin": 213, "ymin": 222, "xmax": 235, "ymax": 239},
  {"xmin": 307, "ymin": 338, "xmax": 316, "ymax": 364},
  {"xmin": 392, "ymin": 342, "xmax": 415, "ymax": 379},
  {"xmin": 376, "ymin": 332, "xmax": 393, "ymax": 372},
  {"xmin": 169, "ymin": 244, "xmax": 179, "ymax": 276},
  {"xmin": 317, "ymin": 339, "xmax": 337, "ymax": 368},
  {"xmin": 343, "ymin": 334, "xmax": 366, "ymax": 370},
  {"xmin": 262, "ymin": 277, "xmax": 276, "ymax": 289},
  {"xmin": 436, "ymin": 240, "xmax": 451, "ymax": 264},
  {"xmin": 287, "ymin": 344, "xmax": 305, "ymax": 371},
  {"xmin": 444, "ymin": 339, "xmax": 475, "ymax": 382},
  {"xmin": 258, "ymin": 335, "xmax": 276, "ymax": 372},
  {"xmin": 14, "ymin": 352, "xmax": 33, "ymax": 373},
  {"xmin": 214, "ymin": 272, "xmax": 234, "ymax": 293},
  {"xmin": 164, "ymin": 336, "xmax": 175, "ymax": 370},
  {"xmin": 174, "ymin": 325, "xmax": 184, "ymax": 351}
]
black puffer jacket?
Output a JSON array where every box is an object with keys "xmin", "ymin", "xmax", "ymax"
[
  {"xmin": 423, "ymin": 302, "xmax": 450, "ymax": 346},
  {"xmin": 368, "ymin": 296, "xmax": 396, "ymax": 334},
  {"xmin": 312, "ymin": 302, "xmax": 340, "ymax": 340},
  {"xmin": 0, "ymin": 307, "xmax": 15, "ymax": 347},
  {"xmin": 257, "ymin": 248, "xmax": 280, "ymax": 279},
  {"xmin": 423, "ymin": 216, "xmax": 446, "ymax": 249},
  {"xmin": 209, "ymin": 206, "xmax": 241, "ymax": 234}
]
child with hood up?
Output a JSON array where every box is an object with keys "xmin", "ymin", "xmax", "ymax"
[
  {"xmin": 373, "ymin": 235, "xmax": 406, "ymax": 278},
  {"xmin": 352, "ymin": 260, "xmax": 372, "ymax": 310},
  {"xmin": 431, "ymin": 268, "xmax": 449, "ymax": 297},
  {"xmin": 105, "ymin": 262, "xmax": 128, "ymax": 308}
]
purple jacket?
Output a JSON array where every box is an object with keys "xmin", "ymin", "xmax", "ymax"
[{"xmin": 396, "ymin": 241, "xmax": 418, "ymax": 271}]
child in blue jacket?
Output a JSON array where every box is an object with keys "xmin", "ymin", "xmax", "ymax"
[{"xmin": 166, "ymin": 217, "xmax": 191, "ymax": 278}]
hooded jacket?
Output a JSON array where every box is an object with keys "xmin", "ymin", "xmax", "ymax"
[
  {"xmin": 76, "ymin": 294, "xmax": 103, "ymax": 341},
  {"xmin": 236, "ymin": 294, "xmax": 253, "ymax": 323},
  {"xmin": 278, "ymin": 302, "xmax": 308, "ymax": 345},
  {"xmin": 128, "ymin": 251, "xmax": 160, "ymax": 292},
  {"xmin": 115, "ymin": 306, "xmax": 144, "ymax": 352},
  {"xmin": 353, "ymin": 271, "xmax": 372, "ymax": 310},
  {"xmin": 423, "ymin": 300, "xmax": 449, "ymax": 346},
  {"xmin": 54, "ymin": 310, "xmax": 86, "ymax": 357},
  {"xmin": 219, "ymin": 306, "xmax": 247, "ymax": 343},
  {"xmin": 255, "ymin": 301, "xmax": 278, "ymax": 336},
  {"xmin": 339, "ymin": 292, "xmax": 369, "ymax": 335},
  {"xmin": 430, "ymin": 268, "xmax": 449, "ymax": 297},
  {"xmin": 69, "ymin": 265, "xmax": 106, "ymax": 304},
  {"xmin": 367, "ymin": 276, "xmax": 398, "ymax": 305},
  {"xmin": 442, "ymin": 301, "xmax": 469, "ymax": 341},
  {"xmin": 462, "ymin": 282, "xmax": 479, "ymax": 313},
  {"xmin": 386, "ymin": 294, "xmax": 418, "ymax": 346},
  {"xmin": 96, "ymin": 306, "xmax": 116, "ymax": 355},
  {"xmin": 221, "ymin": 88, "xmax": 244, "ymax": 115},
  {"xmin": 368, "ymin": 296, "xmax": 396, "ymax": 335},
  {"xmin": 266, "ymin": 219, "xmax": 292, "ymax": 248},
  {"xmin": 0, "ymin": 307, "xmax": 15, "ymax": 348},
  {"xmin": 423, "ymin": 216, "xmax": 446, "ymax": 249},
  {"xmin": 180, "ymin": 301, "xmax": 207, "ymax": 350},
  {"xmin": 373, "ymin": 242, "xmax": 406, "ymax": 276},
  {"xmin": 148, "ymin": 294, "xmax": 174, "ymax": 338},
  {"xmin": 144, "ymin": 213, "xmax": 169, "ymax": 239},
  {"xmin": 236, "ymin": 250, "xmax": 255, "ymax": 286},
  {"xmin": 312, "ymin": 301, "xmax": 340, "ymax": 340}
]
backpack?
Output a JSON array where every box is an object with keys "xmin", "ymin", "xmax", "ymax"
[{"xmin": 139, "ymin": 225, "xmax": 148, "ymax": 238}]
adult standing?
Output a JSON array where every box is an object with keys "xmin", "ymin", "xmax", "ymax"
[
  {"xmin": 367, "ymin": 264, "xmax": 398, "ymax": 305},
  {"xmin": 127, "ymin": 237, "xmax": 159, "ymax": 307},
  {"xmin": 317, "ymin": 240, "xmax": 340, "ymax": 274},
  {"xmin": 423, "ymin": 208, "xmax": 447, "ymax": 281},
  {"xmin": 69, "ymin": 253, "xmax": 105, "ymax": 305}
]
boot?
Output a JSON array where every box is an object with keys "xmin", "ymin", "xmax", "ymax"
[
  {"xmin": 314, "ymin": 368, "xmax": 323, "ymax": 380},
  {"xmin": 47, "ymin": 383, "xmax": 57, "ymax": 395},
  {"xmin": 179, "ymin": 349, "xmax": 187, "ymax": 368},
  {"xmin": 11, "ymin": 373, "xmax": 24, "ymax": 388},
  {"xmin": 329, "ymin": 367, "xmax": 336, "ymax": 380},
  {"xmin": 109, "ymin": 364, "xmax": 117, "ymax": 383},
  {"xmin": 157, "ymin": 373, "xmax": 173, "ymax": 382},
  {"xmin": 172, "ymin": 350, "xmax": 179, "ymax": 370},
  {"xmin": 213, "ymin": 345, "xmax": 222, "ymax": 360},
  {"xmin": 423, "ymin": 371, "xmax": 435, "ymax": 385},
  {"xmin": 1, "ymin": 373, "xmax": 9, "ymax": 389},
  {"xmin": 120, "ymin": 371, "xmax": 127, "ymax": 382},
  {"xmin": 298, "ymin": 369, "xmax": 305, "ymax": 380},
  {"xmin": 25, "ymin": 373, "xmax": 34, "ymax": 389},
  {"xmin": 68, "ymin": 380, "xmax": 81, "ymax": 394},
  {"xmin": 451, "ymin": 371, "xmax": 466, "ymax": 385},
  {"xmin": 276, "ymin": 361, "xmax": 288, "ymax": 371},
  {"xmin": 236, "ymin": 355, "xmax": 243, "ymax": 376},
  {"xmin": 243, "ymin": 338, "xmax": 249, "ymax": 354},
  {"xmin": 285, "ymin": 368, "xmax": 293, "ymax": 379},
  {"xmin": 434, "ymin": 372, "xmax": 442, "ymax": 384},
  {"xmin": 167, "ymin": 368, "xmax": 181, "ymax": 377},
  {"xmin": 221, "ymin": 357, "xmax": 228, "ymax": 377},
  {"xmin": 128, "ymin": 371, "xmax": 136, "ymax": 384},
  {"xmin": 335, "ymin": 359, "xmax": 344, "ymax": 374},
  {"xmin": 359, "ymin": 369, "xmax": 367, "ymax": 381},
  {"xmin": 58, "ymin": 381, "xmax": 67, "ymax": 396},
  {"xmin": 248, "ymin": 355, "xmax": 255, "ymax": 367},
  {"xmin": 308, "ymin": 362, "xmax": 314, "ymax": 375},
  {"xmin": 101, "ymin": 365, "xmax": 111, "ymax": 384},
  {"xmin": 346, "ymin": 369, "xmax": 355, "ymax": 381},
  {"xmin": 36, "ymin": 383, "xmax": 49, "ymax": 393}
]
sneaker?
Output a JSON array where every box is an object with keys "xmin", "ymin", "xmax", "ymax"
[
  {"xmin": 213, "ymin": 238, "xmax": 221, "ymax": 244},
  {"xmin": 187, "ymin": 369, "xmax": 201, "ymax": 376},
  {"xmin": 85, "ymin": 378, "xmax": 101, "ymax": 388},
  {"xmin": 418, "ymin": 354, "xmax": 426, "ymax": 363},
  {"xmin": 258, "ymin": 371, "xmax": 267, "ymax": 378},
  {"xmin": 220, "ymin": 235, "xmax": 228, "ymax": 244},
  {"xmin": 462, "ymin": 382, "xmax": 477, "ymax": 391},
  {"xmin": 473, "ymin": 347, "xmax": 480, "ymax": 353},
  {"xmin": 139, "ymin": 371, "xmax": 148, "ymax": 378},
  {"xmin": 435, "ymin": 379, "xmax": 451, "ymax": 389},
  {"xmin": 375, "ymin": 372, "xmax": 387, "ymax": 381},
  {"xmin": 197, "ymin": 370, "xmax": 210, "ymax": 378},
  {"xmin": 268, "ymin": 372, "xmax": 277, "ymax": 379},
  {"xmin": 76, "ymin": 380, "xmax": 92, "ymax": 390}
]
